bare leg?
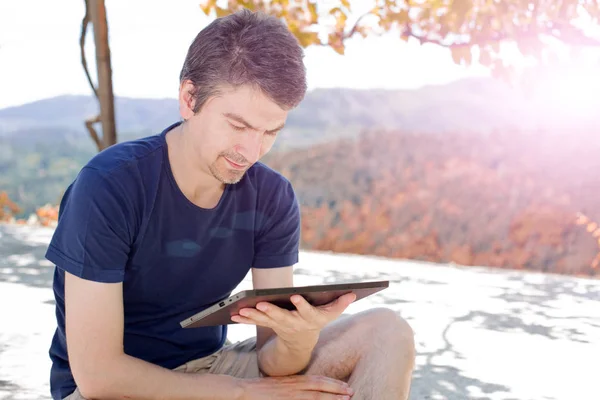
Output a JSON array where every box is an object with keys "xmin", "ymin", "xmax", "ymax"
[{"xmin": 303, "ymin": 308, "xmax": 416, "ymax": 400}]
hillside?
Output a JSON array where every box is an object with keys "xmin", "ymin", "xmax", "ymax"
[
  {"xmin": 2, "ymin": 77, "xmax": 600, "ymax": 274},
  {"xmin": 262, "ymin": 128, "xmax": 600, "ymax": 276},
  {"xmin": 1, "ymin": 77, "xmax": 591, "ymax": 145},
  {"xmin": 0, "ymin": 77, "xmax": 521, "ymax": 216},
  {"xmin": 3, "ymin": 76, "xmax": 599, "ymax": 217},
  {"xmin": 5, "ymin": 124, "xmax": 599, "ymax": 276}
]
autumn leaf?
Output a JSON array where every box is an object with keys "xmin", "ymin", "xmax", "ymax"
[
  {"xmin": 328, "ymin": 32, "xmax": 345, "ymax": 54},
  {"xmin": 307, "ymin": 1, "xmax": 318, "ymax": 24},
  {"xmin": 199, "ymin": 0, "xmax": 217, "ymax": 15},
  {"xmin": 202, "ymin": 0, "xmax": 600, "ymax": 76},
  {"xmin": 215, "ymin": 6, "xmax": 230, "ymax": 18},
  {"xmin": 451, "ymin": 46, "xmax": 472, "ymax": 65},
  {"xmin": 296, "ymin": 31, "xmax": 321, "ymax": 47}
]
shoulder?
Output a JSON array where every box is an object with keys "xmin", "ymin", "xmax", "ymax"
[
  {"xmin": 245, "ymin": 161, "xmax": 295, "ymax": 194},
  {"xmin": 244, "ymin": 162, "xmax": 298, "ymax": 213},
  {"xmin": 76, "ymin": 125, "xmax": 172, "ymax": 200},
  {"xmin": 59, "ymin": 126, "xmax": 172, "ymax": 226},
  {"xmin": 85, "ymin": 133, "xmax": 165, "ymax": 179},
  {"xmin": 244, "ymin": 162, "xmax": 299, "ymax": 227}
]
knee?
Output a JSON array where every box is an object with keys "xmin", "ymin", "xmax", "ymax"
[
  {"xmin": 366, "ymin": 308, "xmax": 413, "ymax": 337},
  {"xmin": 360, "ymin": 308, "xmax": 416, "ymax": 357}
]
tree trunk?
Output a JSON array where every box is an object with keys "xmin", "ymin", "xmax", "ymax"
[{"xmin": 90, "ymin": 0, "xmax": 117, "ymax": 149}]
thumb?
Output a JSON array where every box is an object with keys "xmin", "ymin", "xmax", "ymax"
[{"xmin": 320, "ymin": 292, "xmax": 356, "ymax": 314}]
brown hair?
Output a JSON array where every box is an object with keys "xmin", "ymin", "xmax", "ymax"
[{"xmin": 179, "ymin": 8, "xmax": 307, "ymax": 112}]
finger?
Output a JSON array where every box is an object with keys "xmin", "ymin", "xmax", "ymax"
[
  {"xmin": 300, "ymin": 393, "xmax": 350, "ymax": 400},
  {"xmin": 235, "ymin": 308, "xmax": 274, "ymax": 327},
  {"xmin": 290, "ymin": 294, "xmax": 317, "ymax": 319},
  {"xmin": 270, "ymin": 375, "xmax": 354, "ymax": 396},
  {"xmin": 300, "ymin": 375, "xmax": 354, "ymax": 396},
  {"xmin": 315, "ymin": 395, "xmax": 351, "ymax": 400},
  {"xmin": 255, "ymin": 301, "xmax": 296, "ymax": 326},
  {"xmin": 231, "ymin": 314, "xmax": 273, "ymax": 328},
  {"xmin": 317, "ymin": 292, "xmax": 356, "ymax": 315},
  {"xmin": 231, "ymin": 315, "xmax": 257, "ymax": 325}
]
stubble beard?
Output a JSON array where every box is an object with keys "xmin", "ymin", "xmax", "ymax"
[{"xmin": 208, "ymin": 154, "xmax": 249, "ymax": 185}]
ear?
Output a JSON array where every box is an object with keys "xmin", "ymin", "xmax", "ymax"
[{"xmin": 179, "ymin": 80, "xmax": 196, "ymax": 120}]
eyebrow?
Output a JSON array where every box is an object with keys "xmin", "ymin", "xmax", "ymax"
[{"xmin": 223, "ymin": 112, "xmax": 285, "ymax": 134}]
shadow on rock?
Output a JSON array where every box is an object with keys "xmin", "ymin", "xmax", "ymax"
[
  {"xmin": 409, "ymin": 311, "xmax": 520, "ymax": 400},
  {"xmin": 409, "ymin": 364, "xmax": 516, "ymax": 400},
  {"xmin": 492, "ymin": 274, "xmax": 599, "ymax": 343},
  {"xmin": 499, "ymin": 273, "xmax": 600, "ymax": 305}
]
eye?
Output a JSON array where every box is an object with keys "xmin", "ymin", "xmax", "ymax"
[{"xmin": 229, "ymin": 123, "xmax": 245, "ymax": 131}]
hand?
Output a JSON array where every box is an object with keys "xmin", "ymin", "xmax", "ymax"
[
  {"xmin": 239, "ymin": 375, "xmax": 354, "ymax": 400},
  {"xmin": 231, "ymin": 292, "xmax": 356, "ymax": 347}
]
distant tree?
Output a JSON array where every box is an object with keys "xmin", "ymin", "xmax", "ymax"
[
  {"xmin": 576, "ymin": 212, "xmax": 600, "ymax": 269},
  {"xmin": 0, "ymin": 192, "xmax": 21, "ymax": 222},
  {"xmin": 265, "ymin": 128, "xmax": 600, "ymax": 276}
]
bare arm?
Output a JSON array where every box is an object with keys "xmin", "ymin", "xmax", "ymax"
[
  {"xmin": 252, "ymin": 266, "xmax": 317, "ymax": 377},
  {"xmin": 65, "ymin": 271, "xmax": 243, "ymax": 400}
]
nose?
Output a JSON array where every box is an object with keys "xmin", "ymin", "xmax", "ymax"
[{"xmin": 235, "ymin": 131, "xmax": 263, "ymax": 164}]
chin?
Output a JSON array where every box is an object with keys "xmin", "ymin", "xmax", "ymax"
[
  {"xmin": 222, "ymin": 174, "xmax": 245, "ymax": 185},
  {"xmin": 209, "ymin": 164, "xmax": 247, "ymax": 185}
]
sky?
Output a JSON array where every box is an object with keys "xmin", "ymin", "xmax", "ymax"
[
  {"xmin": 0, "ymin": 0, "xmax": 493, "ymax": 110},
  {"xmin": 1, "ymin": 0, "xmax": 599, "ymax": 111}
]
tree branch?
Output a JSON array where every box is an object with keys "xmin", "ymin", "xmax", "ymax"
[
  {"xmin": 85, "ymin": 114, "xmax": 103, "ymax": 151},
  {"xmin": 402, "ymin": 26, "xmax": 472, "ymax": 48},
  {"xmin": 81, "ymin": 0, "xmax": 98, "ymax": 99},
  {"xmin": 399, "ymin": 23, "xmax": 600, "ymax": 49},
  {"xmin": 82, "ymin": 0, "xmax": 105, "ymax": 152},
  {"xmin": 342, "ymin": 10, "xmax": 373, "ymax": 40}
]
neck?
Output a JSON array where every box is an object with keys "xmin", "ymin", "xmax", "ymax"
[{"xmin": 165, "ymin": 123, "xmax": 225, "ymax": 208}]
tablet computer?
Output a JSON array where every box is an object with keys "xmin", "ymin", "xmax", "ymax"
[{"xmin": 180, "ymin": 280, "xmax": 389, "ymax": 328}]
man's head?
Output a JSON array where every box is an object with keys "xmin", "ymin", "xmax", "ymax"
[{"xmin": 177, "ymin": 8, "xmax": 307, "ymax": 184}]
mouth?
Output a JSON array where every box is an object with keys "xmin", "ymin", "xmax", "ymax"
[{"xmin": 224, "ymin": 157, "xmax": 248, "ymax": 170}]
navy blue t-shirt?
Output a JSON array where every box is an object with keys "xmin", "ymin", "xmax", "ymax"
[{"xmin": 45, "ymin": 121, "xmax": 300, "ymax": 400}]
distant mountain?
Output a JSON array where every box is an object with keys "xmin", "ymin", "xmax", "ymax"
[
  {"xmin": 0, "ymin": 96, "xmax": 177, "ymax": 137},
  {"xmin": 2, "ymin": 77, "xmax": 588, "ymax": 149},
  {"xmin": 2, "ymin": 76, "xmax": 598, "ymax": 218}
]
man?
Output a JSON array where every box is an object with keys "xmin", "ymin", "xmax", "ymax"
[{"xmin": 46, "ymin": 9, "xmax": 415, "ymax": 400}]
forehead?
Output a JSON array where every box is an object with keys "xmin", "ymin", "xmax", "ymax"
[{"xmin": 213, "ymin": 84, "xmax": 288, "ymax": 128}]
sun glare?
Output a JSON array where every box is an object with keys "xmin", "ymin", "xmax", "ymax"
[
  {"xmin": 552, "ymin": 67, "xmax": 600, "ymax": 108},
  {"xmin": 535, "ymin": 63, "xmax": 600, "ymax": 118}
]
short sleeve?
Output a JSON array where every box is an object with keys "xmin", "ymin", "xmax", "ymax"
[
  {"xmin": 45, "ymin": 167, "xmax": 135, "ymax": 283},
  {"xmin": 252, "ymin": 180, "xmax": 301, "ymax": 269}
]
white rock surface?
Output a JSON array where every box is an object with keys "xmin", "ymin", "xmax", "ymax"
[{"xmin": 1, "ymin": 224, "xmax": 599, "ymax": 400}]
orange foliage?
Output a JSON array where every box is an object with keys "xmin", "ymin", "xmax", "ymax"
[
  {"xmin": 3, "ymin": 127, "xmax": 600, "ymax": 278},
  {"xmin": 0, "ymin": 192, "xmax": 59, "ymax": 227},
  {"xmin": 264, "ymin": 128, "xmax": 600, "ymax": 277},
  {"xmin": 0, "ymin": 191, "xmax": 21, "ymax": 222},
  {"xmin": 36, "ymin": 204, "xmax": 60, "ymax": 227},
  {"xmin": 575, "ymin": 213, "xmax": 600, "ymax": 270}
]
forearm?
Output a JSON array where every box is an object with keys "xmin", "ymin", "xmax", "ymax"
[
  {"xmin": 258, "ymin": 334, "xmax": 318, "ymax": 377},
  {"xmin": 76, "ymin": 353, "xmax": 243, "ymax": 400}
]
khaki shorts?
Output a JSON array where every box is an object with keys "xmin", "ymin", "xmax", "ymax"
[{"xmin": 63, "ymin": 337, "xmax": 259, "ymax": 399}]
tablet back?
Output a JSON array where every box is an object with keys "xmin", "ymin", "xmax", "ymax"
[{"xmin": 180, "ymin": 280, "xmax": 389, "ymax": 328}]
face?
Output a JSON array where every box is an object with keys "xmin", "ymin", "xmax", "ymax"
[{"xmin": 178, "ymin": 82, "xmax": 288, "ymax": 185}]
